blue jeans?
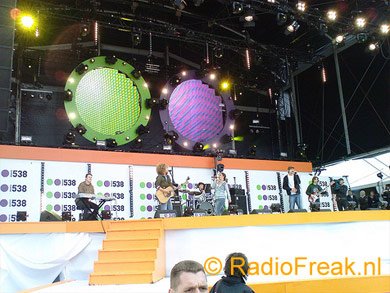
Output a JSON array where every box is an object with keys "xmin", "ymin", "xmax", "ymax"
[
  {"xmin": 289, "ymin": 194, "xmax": 302, "ymax": 210},
  {"xmin": 160, "ymin": 198, "xmax": 173, "ymax": 211},
  {"xmin": 214, "ymin": 198, "xmax": 226, "ymax": 216}
]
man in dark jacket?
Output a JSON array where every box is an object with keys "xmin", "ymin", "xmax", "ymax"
[
  {"xmin": 210, "ymin": 252, "xmax": 254, "ymax": 293},
  {"xmin": 282, "ymin": 166, "xmax": 302, "ymax": 211},
  {"xmin": 334, "ymin": 178, "xmax": 348, "ymax": 211}
]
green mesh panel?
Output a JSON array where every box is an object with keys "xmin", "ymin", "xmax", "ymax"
[{"xmin": 75, "ymin": 68, "xmax": 141, "ymax": 135}]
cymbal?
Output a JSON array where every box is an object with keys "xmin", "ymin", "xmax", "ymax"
[{"xmin": 188, "ymin": 191, "xmax": 202, "ymax": 196}]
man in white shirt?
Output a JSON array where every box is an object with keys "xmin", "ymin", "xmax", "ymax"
[{"xmin": 282, "ymin": 166, "xmax": 302, "ymax": 211}]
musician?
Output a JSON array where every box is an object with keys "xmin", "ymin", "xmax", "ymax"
[
  {"xmin": 75, "ymin": 173, "xmax": 99, "ymax": 220},
  {"xmin": 333, "ymin": 178, "xmax": 348, "ymax": 211},
  {"xmin": 155, "ymin": 163, "xmax": 174, "ymax": 211},
  {"xmin": 305, "ymin": 176, "xmax": 322, "ymax": 203},
  {"xmin": 195, "ymin": 182, "xmax": 207, "ymax": 206},
  {"xmin": 211, "ymin": 172, "xmax": 231, "ymax": 216},
  {"xmin": 282, "ymin": 166, "xmax": 302, "ymax": 210}
]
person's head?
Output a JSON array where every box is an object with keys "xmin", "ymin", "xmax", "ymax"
[
  {"xmin": 347, "ymin": 189, "xmax": 353, "ymax": 196},
  {"xmin": 157, "ymin": 163, "xmax": 169, "ymax": 175},
  {"xmin": 359, "ymin": 190, "xmax": 366, "ymax": 197},
  {"xmin": 224, "ymin": 252, "xmax": 250, "ymax": 281},
  {"xmin": 218, "ymin": 172, "xmax": 226, "ymax": 181},
  {"xmin": 287, "ymin": 166, "xmax": 295, "ymax": 175},
  {"xmin": 312, "ymin": 176, "xmax": 319, "ymax": 184},
  {"xmin": 369, "ymin": 190, "xmax": 376, "ymax": 197},
  {"xmin": 338, "ymin": 178, "xmax": 344, "ymax": 185},
  {"xmin": 198, "ymin": 182, "xmax": 205, "ymax": 191},
  {"xmin": 169, "ymin": 260, "xmax": 207, "ymax": 293},
  {"xmin": 85, "ymin": 173, "xmax": 92, "ymax": 185}
]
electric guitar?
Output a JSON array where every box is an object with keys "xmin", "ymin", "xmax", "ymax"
[
  {"xmin": 156, "ymin": 176, "xmax": 190, "ymax": 204},
  {"xmin": 308, "ymin": 190, "xmax": 326, "ymax": 203}
]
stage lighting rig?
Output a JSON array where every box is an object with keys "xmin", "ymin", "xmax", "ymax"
[{"xmin": 232, "ymin": 2, "xmax": 243, "ymax": 14}]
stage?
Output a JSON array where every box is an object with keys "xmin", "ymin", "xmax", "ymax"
[{"xmin": 1, "ymin": 211, "xmax": 390, "ymax": 292}]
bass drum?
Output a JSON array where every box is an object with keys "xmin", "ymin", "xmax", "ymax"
[{"xmin": 198, "ymin": 202, "xmax": 214, "ymax": 215}]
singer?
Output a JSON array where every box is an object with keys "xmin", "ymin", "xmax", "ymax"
[
  {"xmin": 282, "ymin": 166, "xmax": 302, "ymax": 211},
  {"xmin": 155, "ymin": 163, "xmax": 174, "ymax": 211},
  {"xmin": 211, "ymin": 172, "xmax": 231, "ymax": 216}
]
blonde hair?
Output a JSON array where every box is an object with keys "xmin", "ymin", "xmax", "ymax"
[
  {"xmin": 359, "ymin": 190, "xmax": 366, "ymax": 197},
  {"xmin": 156, "ymin": 163, "xmax": 168, "ymax": 175}
]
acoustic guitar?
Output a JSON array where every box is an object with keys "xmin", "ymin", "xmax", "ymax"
[{"xmin": 156, "ymin": 176, "xmax": 190, "ymax": 204}]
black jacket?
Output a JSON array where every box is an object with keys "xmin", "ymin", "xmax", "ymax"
[
  {"xmin": 209, "ymin": 276, "xmax": 254, "ymax": 293},
  {"xmin": 282, "ymin": 174, "xmax": 301, "ymax": 195}
]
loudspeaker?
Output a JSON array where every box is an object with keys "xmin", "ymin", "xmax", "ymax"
[
  {"xmin": 16, "ymin": 211, "xmax": 27, "ymax": 221},
  {"xmin": 40, "ymin": 210, "xmax": 61, "ymax": 221},
  {"xmin": 193, "ymin": 209, "xmax": 207, "ymax": 217},
  {"xmin": 288, "ymin": 209, "xmax": 308, "ymax": 213},
  {"xmin": 61, "ymin": 211, "xmax": 72, "ymax": 221},
  {"xmin": 154, "ymin": 209, "xmax": 177, "ymax": 218},
  {"xmin": 250, "ymin": 209, "xmax": 261, "ymax": 214},
  {"xmin": 231, "ymin": 195, "xmax": 248, "ymax": 214},
  {"xmin": 229, "ymin": 188, "xmax": 245, "ymax": 196}
]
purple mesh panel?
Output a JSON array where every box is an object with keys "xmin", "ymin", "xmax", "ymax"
[{"xmin": 168, "ymin": 79, "xmax": 223, "ymax": 142}]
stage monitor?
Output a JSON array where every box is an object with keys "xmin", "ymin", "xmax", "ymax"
[{"xmin": 154, "ymin": 210, "xmax": 177, "ymax": 218}]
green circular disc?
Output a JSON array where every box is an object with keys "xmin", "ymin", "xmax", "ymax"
[{"xmin": 64, "ymin": 56, "xmax": 151, "ymax": 145}]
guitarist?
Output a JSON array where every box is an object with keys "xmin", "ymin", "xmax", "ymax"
[
  {"xmin": 155, "ymin": 163, "xmax": 175, "ymax": 210},
  {"xmin": 306, "ymin": 176, "xmax": 323, "ymax": 207}
]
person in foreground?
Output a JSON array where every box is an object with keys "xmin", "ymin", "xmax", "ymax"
[
  {"xmin": 169, "ymin": 260, "xmax": 208, "ymax": 293},
  {"xmin": 210, "ymin": 252, "xmax": 254, "ymax": 293}
]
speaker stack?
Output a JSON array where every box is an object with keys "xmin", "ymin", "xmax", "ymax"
[{"xmin": 229, "ymin": 188, "xmax": 248, "ymax": 214}]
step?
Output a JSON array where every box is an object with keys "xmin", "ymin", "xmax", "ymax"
[
  {"xmin": 108, "ymin": 219, "xmax": 163, "ymax": 231},
  {"xmin": 94, "ymin": 259, "xmax": 156, "ymax": 273},
  {"xmin": 105, "ymin": 228, "xmax": 162, "ymax": 240},
  {"xmin": 98, "ymin": 248, "xmax": 157, "ymax": 261},
  {"xmin": 103, "ymin": 238, "xmax": 160, "ymax": 250},
  {"xmin": 89, "ymin": 271, "xmax": 154, "ymax": 285}
]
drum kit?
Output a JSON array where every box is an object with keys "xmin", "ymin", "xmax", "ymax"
[{"xmin": 184, "ymin": 190, "xmax": 214, "ymax": 216}]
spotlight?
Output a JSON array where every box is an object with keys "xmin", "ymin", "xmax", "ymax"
[
  {"xmin": 61, "ymin": 211, "xmax": 72, "ymax": 221},
  {"xmin": 20, "ymin": 15, "xmax": 34, "ymax": 29},
  {"xmin": 241, "ymin": 9, "xmax": 257, "ymax": 27},
  {"xmin": 75, "ymin": 124, "xmax": 87, "ymax": 135},
  {"xmin": 318, "ymin": 23, "xmax": 328, "ymax": 35},
  {"xmin": 64, "ymin": 131, "xmax": 76, "ymax": 145},
  {"xmin": 101, "ymin": 210, "xmax": 112, "ymax": 220},
  {"xmin": 377, "ymin": 172, "xmax": 384, "ymax": 179},
  {"xmin": 136, "ymin": 125, "xmax": 150, "ymax": 135},
  {"xmin": 356, "ymin": 33, "xmax": 368, "ymax": 43},
  {"xmin": 170, "ymin": 76, "xmax": 182, "ymax": 86},
  {"xmin": 355, "ymin": 17, "xmax": 366, "ymax": 29},
  {"xmin": 160, "ymin": 98, "xmax": 169, "ymax": 110},
  {"xmin": 335, "ymin": 34, "xmax": 345, "ymax": 44},
  {"xmin": 220, "ymin": 80, "xmax": 231, "ymax": 91},
  {"xmin": 249, "ymin": 145, "xmax": 256, "ymax": 156},
  {"xmin": 80, "ymin": 24, "xmax": 90, "ymax": 37},
  {"xmin": 16, "ymin": 211, "xmax": 27, "ymax": 221},
  {"xmin": 173, "ymin": 0, "xmax": 186, "ymax": 10},
  {"xmin": 367, "ymin": 42, "xmax": 379, "ymax": 52},
  {"xmin": 209, "ymin": 72, "xmax": 216, "ymax": 80},
  {"xmin": 164, "ymin": 132, "xmax": 179, "ymax": 145},
  {"xmin": 131, "ymin": 69, "xmax": 142, "ymax": 79},
  {"xmin": 105, "ymin": 55, "xmax": 117, "ymax": 65},
  {"xmin": 380, "ymin": 24, "xmax": 389, "ymax": 35},
  {"xmin": 216, "ymin": 163, "xmax": 224, "ymax": 173},
  {"xmin": 214, "ymin": 47, "xmax": 223, "ymax": 58},
  {"xmin": 46, "ymin": 94, "xmax": 52, "ymax": 101},
  {"xmin": 296, "ymin": 1, "xmax": 306, "ymax": 12},
  {"xmin": 267, "ymin": 0, "xmax": 276, "ymax": 3},
  {"xmin": 20, "ymin": 135, "xmax": 32, "ymax": 145},
  {"xmin": 106, "ymin": 138, "xmax": 117, "ymax": 148},
  {"xmin": 75, "ymin": 63, "xmax": 88, "ymax": 75},
  {"xmin": 326, "ymin": 10, "xmax": 337, "ymax": 21},
  {"xmin": 285, "ymin": 21, "xmax": 300, "ymax": 35},
  {"xmin": 229, "ymin": 109, "xmax": 242, "ymax": 120},
  {"xmin": 232, "ymin": 2, "xmax": 243, "ymax": 14},
  {"xmin": 276, "ymin": 13, "xmax": 287, "ymax": 26},
  {"xmin": 132, "ymin": 32, "xmax": 142, "ymax": 46},
  {"xmin": 193, "ymin": 142, "xmax": 204, "ymax": 152},
  {"xmin": 162, "ymin": 88, "xmax": 169, "ymax": 95},
  {"xmin": 146, "ymin": 98, "xmax": 159, "ymax": 109},
  {"xmin": 96, "ymin": 140, "xmax": 106, "ymax": 148}
]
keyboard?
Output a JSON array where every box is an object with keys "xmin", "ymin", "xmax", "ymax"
[{"xmin": 77, "ymin": 193, "xmax": 116, "ymax": 201}]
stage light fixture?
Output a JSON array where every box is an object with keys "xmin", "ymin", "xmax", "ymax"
[
  {"xmin": 285, "ymin": 21, "xmax": 300, "ymax": 35},
  {"xmin": 80, "ymin": 24, "xmax": 90, "ymax": 37},
  {"xmin": 101, "ymin": 210, "xmax": 112, "ymax": 220},
  {"xmin": 162, "ymin": 88, "xmax": 169, "ymax": 95},
  {"xmin": 170, "ymin": 76, "xmax": 182, "ymax": 86},
  {"xmin": 136, "ymin": 124, "xmax": 150, "ymax": 135},
  {"xmin": 106, "ymin": 138, "xmax": 117, "ymax": 148},
  {"xmin": 296, "ymin": 1, "xmax": 306, "ymax": 12},
  {"xmin": 16, "ymin": 211, "xmax": 27, "ymax": 221},
  {"xmin": 355, "ymin": 17, "xmax": 366, "ymax": 29},
  {"xmin": 377, "ymin": 172, "xmax": 384, "ymax": 179},
  {"xmin": 62, "ymin": 211, "xmax": 72, "ymax": 221},
  {"xmin": 356, "ymin": 33, "xmax": 368, "ymax": 43},
  {"xmin": 232, "ymin": 2, "xmax": 243, "ymax": 14},
  {"xmin": 20, "ymin": 15, "xmax": 34, "ymax": 29},
  {"xmin": 21, "ymin": 135, "xmax": 33, "ymax": 145},
  {"xmin": 220, "ymin": 80, "xmax": 231, "ymax": 91},
  {"xmin": 249, "ymin": 145, "xmax": 256, "ymax": 156},
  {"xmin": 367, "ymin": 42, "xmax": 379, "ymax": 53},
  {"xmin": 75, "ymin": 124, "xmax": 87, "ymax": 135},
  {"xmin": 46, "ymin": 94, "xmax": 52, "ymax": 101},
  {"xmin": 380, "ymin": 24, "xmax": 389, "ymax": 35},
  {"xmin": 146, "ymin": 98, "xmax": 159, "ymax": 109},
  {"xmin": 164, "ymin": 132, "xmax": 179, "ymax": 145},
  {"xmin": 229, "ymin": 109, "xmax": 242, "ymax": 120},
  {"xmin": 318, "ymin": 23, "xmax": 328, "ymax": 35},
  {"xmin": 75, "ymin": 63, "xmax": 88, "ymax": 75},
  {"xmin": 276, "ymin": 13, "xmax": 287, "ymax": 26},
  {"xmin": 132, "ymin": 32, "xmax": 142, "ymax": 46},
  {"xmin": 326, "ymin": 10, "xmax": 337, "ymax": 21},
  {"xmin": 105, "ymin": 55, "xmax": 117, "ymax": 65},
  {"xmin": 160, "ymin": 98, "xmax": 169, "ymax": 110},
  {"xmin": 64, "ymin": 131, "xmax": 76, "ymax": 145},
  {"xmin": 214, "ymin": 47, "xmax": 223, "ymax": 58},
  {"xmin": 335, "ymin": 34, "xmax": 345, "ymax": 44},
  {"xmin": 241, "ymin": 10, "xmax": 257, "ymax": 27},
  {"xmin": 267, "ymin": 0, "xmax": 276, "ymax": 3},
  {"xmin": 173, "ymin": 0, "xmax": 186, "ymax": 10},
  {"xmin": 181, "ymin": 70, "xmax": 187, "ymax": 76},
  {"xmin": 131, "ymin": 69, "xmax": 142, "ymax": 79},
  {"xmin": 193, "ymin": 142, "xmax": 205, "ymax": 152}
]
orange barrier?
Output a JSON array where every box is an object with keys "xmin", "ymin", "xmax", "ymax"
[{"xmin": 0, "ymin": 145, "xmax": 312, "ymax": 171}]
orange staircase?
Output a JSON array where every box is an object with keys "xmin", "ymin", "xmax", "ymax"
[{"xmin": 89, "ymin": 219, "xmax": 165, "ymax": 285}]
